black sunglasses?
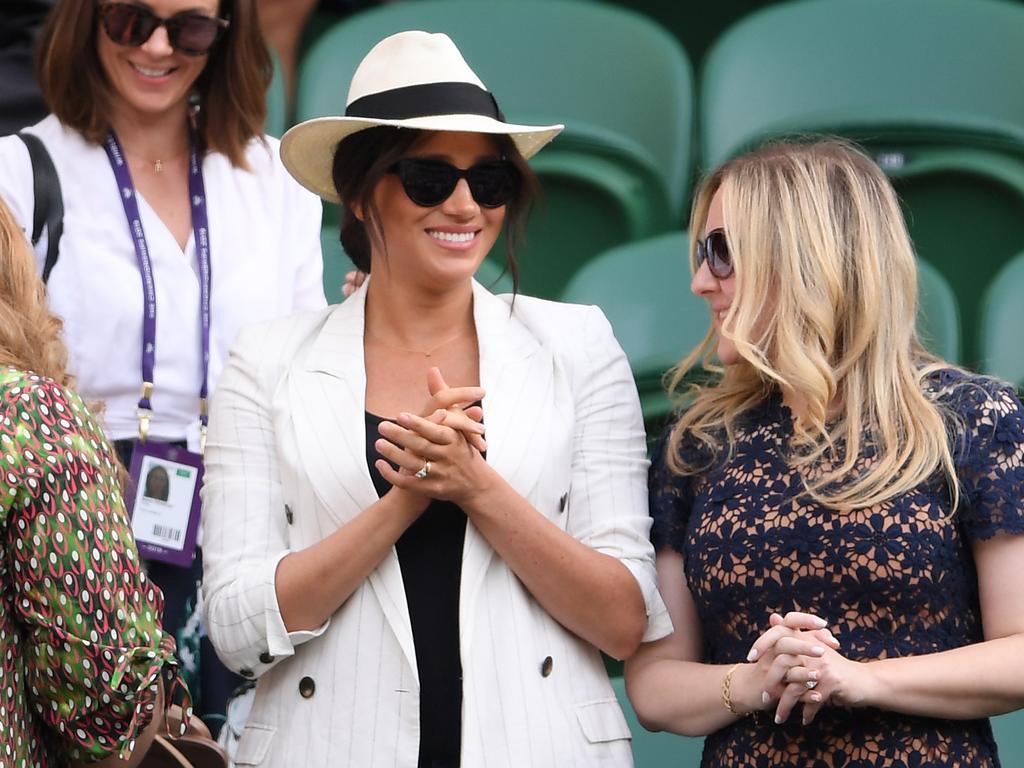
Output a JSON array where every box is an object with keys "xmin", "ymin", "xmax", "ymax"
[
  {"xmin": 695, "ymin": 228, "xmax": 733, "ymax": 279},
  {"xmin": 389, "ymin": 158, "xmax": 520, "ymax": 209},
  {"xmin": 98, "ymin": 3, "xmax": 230, "ymax": 57}
]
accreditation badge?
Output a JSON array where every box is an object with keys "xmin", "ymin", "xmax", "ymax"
[{"xmin": 126, "ymin": 441, "xmax": 204, "ymax": 567}]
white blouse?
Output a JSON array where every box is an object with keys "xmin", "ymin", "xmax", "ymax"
[{"xmin": 0, "ymin": 115, "xmax": 327, "ymax": 448}]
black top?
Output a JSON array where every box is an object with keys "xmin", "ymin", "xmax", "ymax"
[{"xmin": 365, "ymin": 411, "xmax": 466, "ymax": 768}]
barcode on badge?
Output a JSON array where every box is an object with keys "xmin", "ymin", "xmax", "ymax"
[{"xmin": 153, "ymin": 525, "xmax": 183, "ymax": 543}]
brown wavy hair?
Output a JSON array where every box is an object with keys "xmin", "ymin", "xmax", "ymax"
[
  {"xmin": 0, "ymin": 199, "xmax": 70, "ymax": 385},
  {"xmin": 37, "ymin": 0, "xmax": 271, "ymax": 168}
]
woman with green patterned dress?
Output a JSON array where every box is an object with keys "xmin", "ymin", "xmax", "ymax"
[{"xmin": 0, "ymin": 197, "xmax": 185, "ymax": 766}]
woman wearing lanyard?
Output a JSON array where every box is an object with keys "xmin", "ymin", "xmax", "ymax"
[{"xmin": 0, "ymin": 0, "xmax": 326, "ymax": 734}]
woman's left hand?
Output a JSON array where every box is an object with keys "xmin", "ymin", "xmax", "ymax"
[
  {"xmin": 773, "ymin": 641, "xmax": 877, "ymax": 725},
  {"xmin": 375, "ymin": 410, "xmax": 495, "ymax": 505}
]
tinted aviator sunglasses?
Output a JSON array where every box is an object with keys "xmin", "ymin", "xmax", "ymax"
[
  {"xmin": 695, "ymin": 228, "xmax": 733, "ymax": 279},
  {"xmin": 389, "ymin": 158, "xmax": 520, "ymax": 209},
  {"xmin": 98, "ymin": 3, "xmax": 230, "ymax": 57}
]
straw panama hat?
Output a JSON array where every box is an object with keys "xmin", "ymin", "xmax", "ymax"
[{"xmin": 280, "ymin": 30, "xmax": 564, "ymax": 202}]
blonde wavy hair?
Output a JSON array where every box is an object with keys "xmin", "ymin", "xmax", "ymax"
[
  {"xmin": 666, "ymin": 139, "xmax": 959, "ymax": 510},
  {"xmin": 0, "ymin": 198, "xmax": 70, "ymax": 385}
]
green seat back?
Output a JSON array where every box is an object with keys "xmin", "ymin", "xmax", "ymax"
[
  {"xmin": 993, "ymin": 709, "xmax": 1024, "ymax": 765},
  {"xmin": 561, "ymin": 231, "xmax": 708, "ymax": 430},
  {"xmin": 980, "ymin": 249, "xmax": 1024, "ymax": 388},
  {"xmin": 916, "ymin": 258, "xmax": 961, "ymax": 365},
  {"xmin": 610, "ymin": 676, "xmax": 705, "ymax": 767},
  {"xmin": 265, "ymin": 53, "xmax": 288, "ymax": 138},
  {"xmin": 886, "ymin": 149, "xmax": 1024, "ymax": 368},
  {"xmin": 701, "ymin": 0, "xmax": 1024, "ymax": 169}
]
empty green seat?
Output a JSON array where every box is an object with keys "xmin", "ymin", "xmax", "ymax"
[
  {"xmin": 979, "ymin": 249, "xmax": 1024, "ymax": 387},
  {"xmin": 916, "ymin": 258, "xmax": 961, "ymax": 365},
  {"xmin": 701, "ymin": 0, "xmax": 1024, "ymax": 169},
  {"xmin": 296, "ymin": 0, "xmax": 693, "ymax": 297},
  {"xmin": 610, "ymin": 676, "xmax": 705, "ymax": 767},
  {"xmin": 265, "ymin": 53, "xmax": 288, "ymax": 138},
  {"xmin": 992, "ymin": 709, "xmax": 1024, "ymax": 765}
]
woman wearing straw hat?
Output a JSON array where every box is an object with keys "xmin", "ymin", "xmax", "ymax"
[{"xmin": 200, "ymin": 30, "xmax": 671, "ymax": 766}]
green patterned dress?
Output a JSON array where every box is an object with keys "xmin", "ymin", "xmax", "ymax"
[{"xmin": 0, "ymin": 367, "xmax": 182, "ymax": 766}]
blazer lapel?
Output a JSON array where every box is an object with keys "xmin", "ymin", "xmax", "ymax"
[
  {"xmin": 459, "ymin": 283, "xmax": 559, "ymax": 652},
  {"xmin": 287, "ymin": 282, "xmax": 418, "ymax": 679}
]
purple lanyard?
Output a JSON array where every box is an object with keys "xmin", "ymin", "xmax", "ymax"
[{"xmin": 103, "ymin": 131, "xmax": 212, "ymax": 452}]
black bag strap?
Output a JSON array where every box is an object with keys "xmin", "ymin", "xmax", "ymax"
[{"xmin": 16, "ymin": 131, "xmax": 64, "ymax": 283}]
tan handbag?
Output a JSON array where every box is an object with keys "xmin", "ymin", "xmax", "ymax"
[{"xmin": 141, "ymin": 709, "xmax": 229, "ymax": 768}]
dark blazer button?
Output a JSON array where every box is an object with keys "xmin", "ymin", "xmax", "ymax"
[
  {"xmin": 239, "ymin": 668, "xmax": 254, "ymax": 679},
  {"xmin": 558, "ymin": 493, "xmax": 568, "ymax": 513},
  {"xmin": 259, "ymin": 651, "xmax": 275, "ymax": 664},
  {"xmin": 285, "ymin": 504, "xmax": 294, "ymax": 524},
  {"xmin": 299, "ymin": 675, "xmax": 316, "ymax": 698},
  {"xmin": 541, "ymin": 656, "xmax": 553, "ymax": 677}
]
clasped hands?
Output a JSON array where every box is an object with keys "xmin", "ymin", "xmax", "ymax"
[
  {"xmin": 731, "ymin": 611, "xmax": 874, "ymax": 725},
  {"xmin": 374, "ymin": 367, "xmax": 491, "ymax": 506}
]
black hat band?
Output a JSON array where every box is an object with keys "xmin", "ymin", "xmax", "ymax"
[{"xmin": 345, "ymin": 82, "xmax": 506, "ymax": 122}]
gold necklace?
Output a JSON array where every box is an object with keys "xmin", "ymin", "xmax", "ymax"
[
  {"xmin": 366, "ymin": 329, "xmax": 471, "ymax": 358},
  {"xmin": 124, "ymin": 147, "xmax": 189, "ymax": 175}
]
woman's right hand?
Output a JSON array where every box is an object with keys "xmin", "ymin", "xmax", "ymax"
[
  {"xmin": 422, "ymin": 367, "xmax": 486, "ymax": 452},
  {"xmin": 729, "ymin": 612, "xmax": 841, "ymax": 717}
]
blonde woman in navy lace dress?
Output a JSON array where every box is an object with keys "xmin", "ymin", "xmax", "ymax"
[{"xmin": 625, "ymin": 140, "xmax": 1024, "ymax": 767}]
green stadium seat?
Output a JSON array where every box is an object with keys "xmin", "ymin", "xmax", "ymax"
[
  {"xmin": 979, "ymin": 249, "xmax": 1024, "ymax": 388},
  {"xmin": 561, "ymin": 231, "xmax": 707, "ymax": 433},
  {"xmin": 701, "ymin": 0, "xmax": 1024, "ymax": 169},
  {"xmin": 265, "ymin": 53, "xmax": 288, "ymax": 138},
  {"xmin": 992, "ymin": 709, "xmax": 1024, "ymax": 765},
  {"xmin": 699, "ymin": 0, "xmax": 1024, "ymax": 368},
  {"xmin": 319, "ymin": 224, "xmax": 355, "ymax": 303},
  {"xmin": 295, "ymin": 0, "xmax": 693, "ymax": 297},
  {"xmin": 916, "ymin": 258, "xmax": 961, "ymax": 365},
  {"xmin": 610, "ymin": 676, "xmax": 705, "ymax": 767}
]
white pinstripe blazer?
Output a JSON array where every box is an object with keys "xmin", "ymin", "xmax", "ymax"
[{"xmin": 200, "ymin": 280, "xmax": 672, "ymax": 767}]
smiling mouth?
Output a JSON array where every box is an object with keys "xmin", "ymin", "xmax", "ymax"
[
  {"xmin": 131, "ymin": 63, "xmax": 174, "ymax": 78},
  {"xmin": 428, "ymin": 230, "xmax": 478, "ymax": 244}
]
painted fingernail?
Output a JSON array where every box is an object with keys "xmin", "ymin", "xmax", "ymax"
[
  {"xmin": 747, "ymin": 648, "xmax": 758, "ymax": 662},
  {"xmin": 810, "ymin": 692, "xmax": 822, "ymax": 703},
  {"xmin": 811, "ymin": 646, "xmax": 825, "ymax": 656},
  {"xmin": 814, "ymin": 617, "xmax": 828, "ymax": 628},
  {"xmin": 761, "ymin": 691, "xmax": 770, "ymax": 705},
  {"xmin": 774, "ymin": 714, "xmax": 783, "ymax": 724}
]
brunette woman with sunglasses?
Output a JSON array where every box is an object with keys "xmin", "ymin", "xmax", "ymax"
[
  {"xmin": 199, "ymin": 31, "xmax": 670, "ymax": 766},
  {"xmin": 625, "ymin": 140, "xmax": 1024, "ymax": 767},
  {"xmin": 0, "ymin": 0, "xmax": 326, "ymax": 738}
]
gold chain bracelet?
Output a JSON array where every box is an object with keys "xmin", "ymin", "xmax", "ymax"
[{"xmin": 721, "ymin": 662, "xmax": 750, "ymax": 717}]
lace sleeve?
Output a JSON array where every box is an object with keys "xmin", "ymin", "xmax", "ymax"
[
  {"xmin": 649, "ymin": 425, "xmax": 694, "ymax": 554},
  {"xmin": 949, "ymin": 377, "xmax": 1024, "ymax": 541}
]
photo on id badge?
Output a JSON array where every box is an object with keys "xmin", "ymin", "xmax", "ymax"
[{"xmin": 126, "ymin": 442, "xmax": 204, "ymax": 567}]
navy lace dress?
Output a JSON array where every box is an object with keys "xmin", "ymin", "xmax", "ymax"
[{"xmin": 650, "ymin": 370, "xmax": 1024, "ymax": 767}]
